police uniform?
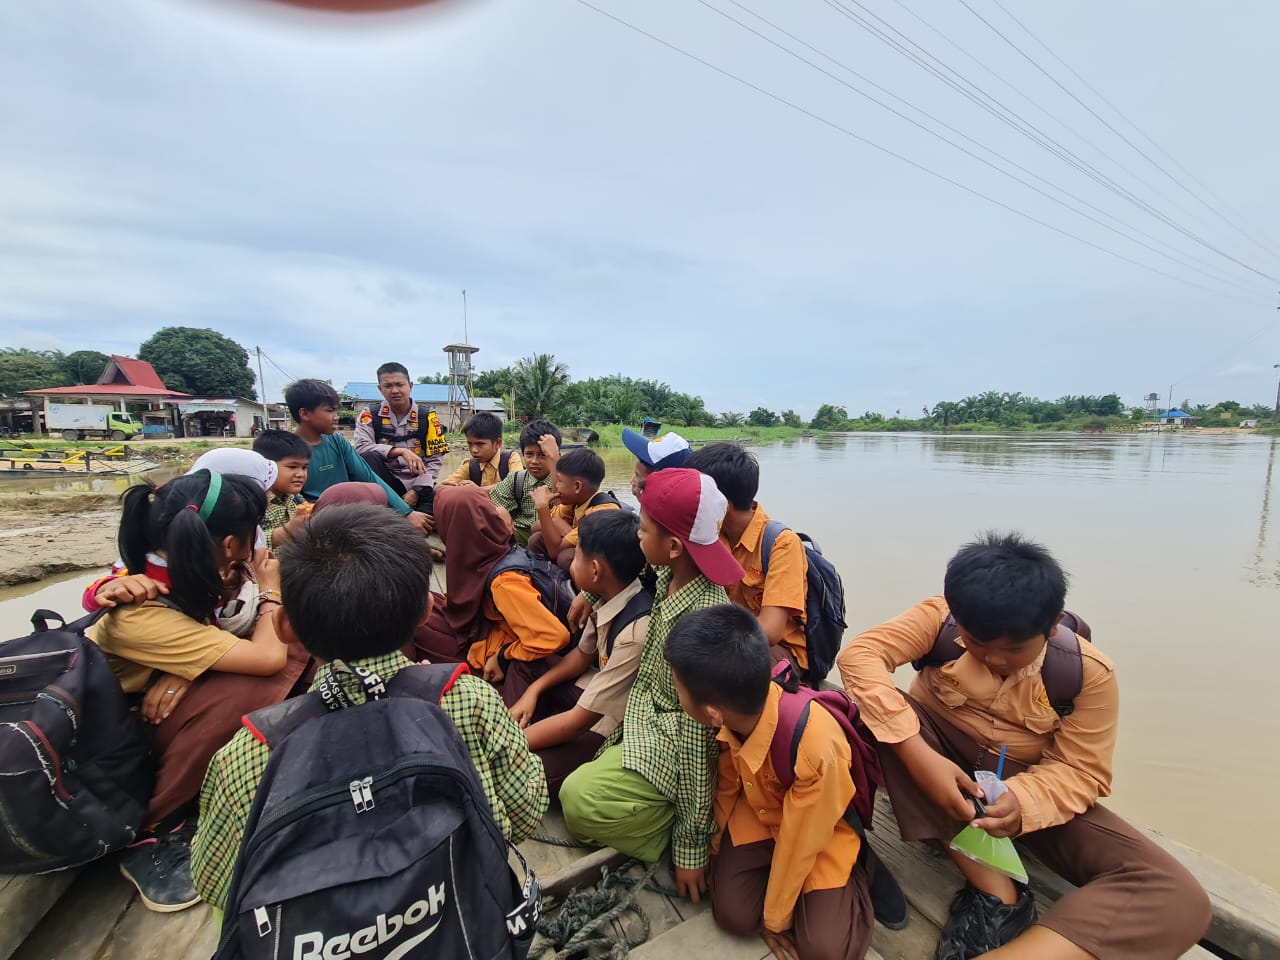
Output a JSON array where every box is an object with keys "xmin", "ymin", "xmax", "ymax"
[{"xmin": 352, "ymin": 401, "xmax": 448, "ymax": 495}]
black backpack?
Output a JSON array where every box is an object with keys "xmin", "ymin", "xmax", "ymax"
[
  {"xmin": 215, "ymin": 662, "xmax": 540, "ymax": 960},
  {"xmin": 760, "ymin": 521, "xmax": 848, "ymax": 686},
  {"xmin": 913, "ymin": 611, "xmax": 1090, "ymax": 717},
  {"xmin": 469, "ymin": 453, "xmax": 512, "ymax": 486},
  {"xmin": 485, "ymin": 547, "xmax": 579, "ymax": 632},
  {"xmin": 601, "ymin": 586, "xmax": 654, "ymax": 660},
  {"xmin": 0, "ymin": 607, "xmax": 153, "ymax": 873}
]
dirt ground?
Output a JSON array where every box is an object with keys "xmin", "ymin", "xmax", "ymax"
[{"xmin": 0, "ymin": 495, "xmax": 121, "ymax": 586}]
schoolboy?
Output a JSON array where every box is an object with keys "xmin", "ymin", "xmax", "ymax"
[
  {"xmin": 251, "ymin": 428, "xmax": 310, "ymax": 549},
  {"xmin": 490, "ymin": 418, "xmax": 562, "ymax": 546},
  {"xmin": 667, "ymin": 605, "xmax": 874, "ymax": 960},
  {"xmin": 560, "ymin": 468, "xmax": 745, "ymax": 903},
  {"xmin": 190, "ymin": 502, "xmax": 549, "ymax": 912},
  {"xmin": 352, "ymin": 361, "xmax": 448, "ymax": 515},
  {"xmin": 838, "ymin": 533, "xmax": 1210, "ymax": 960},
  {"xmin": 530, "ymin": 447, "xmax": 620, "ymax": 571},
  {"xmin": 439, "ymin": 412, "xmax": 522, "ymax": 487},
  {"xmin": 283, "ymin": 379, "xmax": 430, "ymax": 533},
  {"xmin": 622, "ymin": 427, "xmax": 692, "ymax": 498},
  {"xmin": 686, "ymin": 442, "xmax": 808, "ymax": 671},
  {"xmin": 508, "ymin": 510, "xmax": 651, "ymax": 795}
]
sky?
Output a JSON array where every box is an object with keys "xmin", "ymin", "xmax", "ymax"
[{"xmin": 2, "ymin": 0, "xmax": 1278, "ymax": 418}]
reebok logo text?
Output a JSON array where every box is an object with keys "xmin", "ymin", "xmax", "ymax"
[{"xmin": 291, "ymin": 884, "xmax": 447, "ymax": 960}]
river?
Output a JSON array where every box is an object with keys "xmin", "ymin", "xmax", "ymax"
[{"xmin": 1, "ymin": 432, "xmax": 1276, "ymax": 887}]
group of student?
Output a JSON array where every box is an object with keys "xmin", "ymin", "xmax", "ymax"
[{"xmin": 74, "ymin": 359, "xmax": 1213, "ymax": 960}]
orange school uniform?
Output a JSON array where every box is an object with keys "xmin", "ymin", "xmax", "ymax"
[
  {"xmin": 549, "ymin": 495, "xmax": 622, "ymax": 548},
  {"xmin": 714, "ymin": 683, "xmax": 862, "ymax": 934},
  {"xmin": 465, "ymin": 570, "xmax": 571, "ymax": 670},
  {"xmin": 726, "ymin": 504, "xmax": 809, "ymax": 669},
  {"xmin": 440, "ymin": 449, "xmax": 524, "ymax": 488}
]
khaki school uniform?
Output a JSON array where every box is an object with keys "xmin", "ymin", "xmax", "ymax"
[
  {"xmin": 838, "ymin": 595, "xmax": 1210, "ymax": 960},
  {"xmin": 440, "ymin": 449, "xmax": 523, "ymax": 488},
  {"xmin": 727, "ymin": 504, "xmax": 809, "ymax": 669},
  {"xmin": 549, "ymin": 495, "xmax": 623, "ymax": 548}
]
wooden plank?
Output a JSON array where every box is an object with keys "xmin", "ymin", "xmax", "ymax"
[
  {"xmin": 871, "ymin": 904, "xmax": 944, "ymax": 960},
  {"xmin": 0, "ymin": 871, "xmax": 78, "ymax": 960},
  {"xmin": 9, "ymin": 862, "xmax": 132, "ymax": 960},
  {"xmin": 106, "ymin": 900, "xmax": 218, "ymax": 960}
]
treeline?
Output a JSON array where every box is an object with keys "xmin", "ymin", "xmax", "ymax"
[{"xmin": 420, "ymin": 353, "xmax": 806, "ymax": 429}]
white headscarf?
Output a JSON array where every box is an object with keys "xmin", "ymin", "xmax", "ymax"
[{"xmin": 187, "ymin": 448, "xmax": 278, "ymax": 493}]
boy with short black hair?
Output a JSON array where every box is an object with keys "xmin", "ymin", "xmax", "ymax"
[
  {"xmin": 252, "ymin": 428, "xmax": 311, "ymax": 549},
  {"xmin": 686, "ymin": 442, "xmax": 808, "ymax": 672},
  {"xmin": 531, "ymin": 447, "xmax": 620, "ymax": 571},
  {"xmin": 190, "ymin": 502, "xmax": 549, "ymax": 912},
  {"xmin": 509, "ymin": 510, "xmax": 651, "ymax": 794},
  {"xmin": 283, "ymin": 379, "xmax": 430, "ymax": 533},
  {"xmin": 439, "ymin": 412, "xmax": 522, "ymax": 488},
  {"xmin": 490, "ymin": 419, "xmax": 562, "ymax": 546},
  {"xmin": 560, "ymin": 468, "xmax": 745, "ymax": 904},
  {"xmin": 839, "ymin": 533, "xmax": 1211, "ymax": 960},
  {"xmin": 666, "ymin": 604, "xmax": 875, "ymax": 960}
]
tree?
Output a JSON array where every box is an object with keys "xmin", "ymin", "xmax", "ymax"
[
  {"xmin": 415, "ymin": 372, "xmax": 449, "ymax": 384},
  {"xmin": 60, "ymin": 350, "xmax": 111, "ymax": 385},
  {"xmin": 0, "ymin": 348, "xmax": 70, "ymax": 396},
  {"xmin": 473, "ymin": 366, "xmax": 515, "ymax": 399},
  {"xmin": 748, "ymin": 406, "xmax": 779, "ymax": 427},
  {"xmin": 511, "ymin": 353, "xmax": 570, "ymax": 419},
  {"xmin": 809, "ymin": 403, "xmax": 849, "ymax": 430},
  {"xmin": 139, "ymin": 327, "xmax": 256, "ymax": 398},
  {"xmin": 718, "ymin": 411, "xmax": 746, "ymax": 427},
  {"xmin": 780, "ymin": 409, "xmax": 804, "ymax": 428}
]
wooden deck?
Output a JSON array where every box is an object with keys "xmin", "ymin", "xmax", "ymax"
[{"xmin": 5, "ymin": 796, "xmax": 1277, "ymax": 960}]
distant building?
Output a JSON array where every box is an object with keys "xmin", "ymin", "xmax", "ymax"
[
  {"xmin": 1159, "ymin": 408, "xmax": 1198, "ymax": 428},
  {"xmin": 178, "ymin": 398, "xmax": 289, "ymax": 438},
  {"xmin": 339, "ymin": 381, "xmax": 467, "ymax": 428},
  {"xmin": 1241, "ymin": 419, "xmax": 1262, "ymax": 429},
  {"xmin": 23, "ymin": 355, "xmax": 190, "ymax": 435},
  {"xmin": 471, "ymin": 396, "xmax": 508, "ymax": 423}
]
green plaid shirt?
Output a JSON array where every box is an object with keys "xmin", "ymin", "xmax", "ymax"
[
  {"xmin": 261, "ymin": 492, "xmax": 301, "ymax": 549},
  {"xmin": 605, "ymin": 568, "xmax": 728, "ymax": 870},
  {"xmin": 191, "ymin": 652, "xmax": 549, "ymax": 911},
  {"xmin": 488, "ymin": 470, "xmax": 553, "ymax": 546}
]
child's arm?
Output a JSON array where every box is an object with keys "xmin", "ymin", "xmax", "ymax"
[
  {"xmin": 710, "ymin": 745, "xmax": 739, "ymax": 856},
  {"xmin": 508, "ymin": 646, "xmax": 593, "ymax": 728},
  {"xmin": 489, "ymin": 572, "xmax": 571, "ymax": 669},
  {"xmin": 670, "ymin": 714, "xmax": 719, "ymax": 874},
  {"xmin": 87, "ymin": 573, "xmax": 168, "ymax": 610},
  {"xmin": 531, "ymin": 487, "xmax": 571, "ymax": 556},
  {"xmin": 334, "ymin": 435, "xmax": 412, "ymax": 516},
  {"xmin": 763, "ymin": 723, "xmax": 856, "ymax": 934},
  {"xmin": 438, "ymin": 458, "xmax": 471, "ymax": 487},
  {"xmin": 523, "ymin": 705, "xmax": 602, "ymax": 751},
  {"xmin": 757, "ymin": 528, "xmax": 807, "ymax": 645}
]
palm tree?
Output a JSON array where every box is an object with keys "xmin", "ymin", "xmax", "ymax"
[{"xmin": 512, "ymin": 353, "xmax": 570, "ymax": 419}]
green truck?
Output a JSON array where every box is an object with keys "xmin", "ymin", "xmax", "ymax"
[{"xmin": 46, "ymin": 403, "xmax": 142, "ymax": 441}]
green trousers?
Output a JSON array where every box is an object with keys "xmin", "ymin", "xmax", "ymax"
[{"xmin": 560, "ymin": 744, "xmax": 674, "ymax": 862}]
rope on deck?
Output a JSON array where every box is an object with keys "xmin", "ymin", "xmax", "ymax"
[
  {"xmin": 532, "ymin": 859, "xmax": 662, "ymax": 959},
  {"xmin": 531, "ymin": 832, "xmax": 590, "ymax": 847}
]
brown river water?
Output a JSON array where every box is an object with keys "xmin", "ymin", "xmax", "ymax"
[{"xmin": 1, "ymin": 433, "xmax": 1276, "ymax": 887}]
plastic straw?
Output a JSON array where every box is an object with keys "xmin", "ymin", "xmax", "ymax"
[{"xmin": 996, "ymin": 744, "xmax": 1007, "ymax": 780}]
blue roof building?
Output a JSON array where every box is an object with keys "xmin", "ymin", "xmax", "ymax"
[
  {"xmin": 339, "ymin": 382, "xmax": 463, "ymax": 405},
  {"xmin": 1159, "ymin": 407, "xmax": 1197, "ymax": 428}
]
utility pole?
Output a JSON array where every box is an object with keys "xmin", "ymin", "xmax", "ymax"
[
  {"xmin": 256, "ymin": 346, "xmax": 269, "ymax": 432},
  {"xmin": 1273, "ymin": 363, "xmax": 1280, "ymax": 423},
  {"xmin": 462, "ymin": 289, "xmax": 469, "ymax": 345}
]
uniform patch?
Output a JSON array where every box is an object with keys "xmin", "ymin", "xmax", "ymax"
[{"xmin": 358, "ymin": 410, "xmax": 373, "ymax": 425}]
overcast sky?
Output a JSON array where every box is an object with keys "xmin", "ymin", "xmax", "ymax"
[{"xmin": 2, "ymin": 0, "xmax": 1278, "ymax": 417}]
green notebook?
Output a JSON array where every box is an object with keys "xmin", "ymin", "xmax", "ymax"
[{"xmin": 950, "ymin": 825, "xmax": 1028, "ymax": 883}]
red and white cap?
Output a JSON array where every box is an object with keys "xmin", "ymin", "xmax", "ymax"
[{"xmin": 639, "ymin": 468, "xmax": 745, "ymax": 586}]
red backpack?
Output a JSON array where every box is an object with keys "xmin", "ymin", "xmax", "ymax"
[{"xmin": 767, "ymin": 661, "xmax": 882, "ymax": 835}]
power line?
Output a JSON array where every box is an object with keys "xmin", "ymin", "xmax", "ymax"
[
  {"xmin": 974, "ymin": 0, "xmax": 1280, "ymax": 265},
  {"xmin": 821, "ymin": 0, "xmax": 1280, "ymax": 284},
  {"xmin": 698, "ymin": 0, "xmax": 1270, "ymax": 300},
  {"xmin": 566, "ymin": 0, "xmax": 1275, "ymax": 306},
  {"xmin": 258, "ymin": 349, "xmax": 296, "ymax": 385}
]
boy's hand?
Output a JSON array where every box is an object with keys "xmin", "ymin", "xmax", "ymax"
[
  {"xmin": 508, "ymin": 691, "xmax": 539, "ymax": 728},
  {"xmin": 674, "ymin": 866, "xmax": 707, "ymax": 904},
  {"xmin": 537, "ymin": 434, "xmax": 561, "ymax": 464},
  {"xmin": 761, "ymin": 929, "xmax": 799, "ymax": 960},
  {"xmin": 567, "ymin": 593, "xmax": 592, "ymax": 632},
  {"xmin": 392, "ymin": 447, "xmax": 427, "ymax": 476},
  {"xmin": 406, "ymin": 511, "xmax": 432, "ymax": 534},
  {"xmin": 142, "ymin": 674, "xmax": 191, "ymax": 725},
  {"xmin": 973, "ymin": 786, "xmax": 1022, "ymax": 838},
  {"xmin": 94, "ymin": 574, "xmax": 167, "ymax": 608},
  {"xmin": 483, "ymin": 654, "xmax": 505, "ymax": 684},
  {"xmin": 255, "ymin": 555, "xmax": 282, "ymax": 592},
  {"xmin": 531, "ymin": 486, "xmax": 553, "ymax": 510},
  {"xmin": 896, "ymin": 737, "xmax": 980, "ymax": 822}
]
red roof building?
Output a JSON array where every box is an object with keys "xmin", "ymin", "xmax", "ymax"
[{"xmin": 23, "ymin": 355, "xmax": 190, "ymax": 400}]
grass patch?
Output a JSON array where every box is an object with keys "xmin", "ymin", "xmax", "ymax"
[{"xmin": 505, "ymin": 423, "xmax": 810, "ymax": 447}]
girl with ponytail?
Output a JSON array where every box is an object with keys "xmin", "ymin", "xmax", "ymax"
[{"xmin": 88, "ymin": 470, "xmax": 309, "ymax": 913}]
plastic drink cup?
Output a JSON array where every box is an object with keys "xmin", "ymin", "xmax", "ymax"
[{"xmin": 976, "ymin": 769, "xmax": 1007, "ymax": 804}]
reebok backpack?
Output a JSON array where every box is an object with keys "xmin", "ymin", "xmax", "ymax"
[
  {"xmin": 761, "ymin": 521, "xmax": 848, "ymax": 686},
  {"xmin": 0, "ymin": 607, "xmax": 153, "ymax": 873},
  {"xmin": 485, "ymin": 547, "xmax": 579, "ymax": 632},
  {"xmin": 214, "ymin": 662, "xmax": 540, "ymax": 960},
  {"xmin": 767, "ymin": 661, "xmax": 882, "ymax": 835}
]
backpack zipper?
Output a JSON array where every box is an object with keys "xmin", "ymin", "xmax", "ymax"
[{"xmin": 5, "ymin": 721, "xmax": 71, "ymax": 802}]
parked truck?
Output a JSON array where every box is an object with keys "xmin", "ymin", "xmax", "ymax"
[{"xmin": 46, "ymin": 403, "xmax": 142, "ymax": 442}]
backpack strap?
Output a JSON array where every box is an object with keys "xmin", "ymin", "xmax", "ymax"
[
  {"xmin": 486, "ymin": 546, "xmax": 533, "ymax": 590},
  {"xmin": 767, "ymin": 660, "xmax": 807, "ymax": 793},
  {"xmin": 469, "ymin": 458, "xmax": 482, "ymax": 486},
  {"xmin": 586, "ymin": 490, "xmax": 621, "ymax": 509},
  {"xmin": 1041, "ymin": 628, "xmax": 1084, "ymax": 718},
  {"xmin": 367, "ymin": 402, "xmax": 387, "ymax": 443},
  {"xmin": 386, "ymin": 662, "xmax": 471, "ymax": 703},
  {"xmin": 499, "ymin": 453, "xmax": 512, "ymax": 481},
  {"xmin": 512, "ymin": 470, "xmax": 527, "ymax": 509},
  {"xmin": 601, "ymin": 586, "xmax": 655, "ymax": 660},
  {"xmin": 760, "ymin": 520, "xmax": 786, "ymax": 574}
]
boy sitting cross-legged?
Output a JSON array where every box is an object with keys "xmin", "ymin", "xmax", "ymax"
[
  {"xmin": 530, "ymin": 447, "xmax": 621, "ymax": 572},
  {"xmin": 508, "ymin": 510, "xmax": 653, "ymax": 795},
  {"xmin": 490, "ymin": 418, "xmax": 562, "ymax": 546},
  {"xmin": 666, "ymin": 605, "xmax": 876, "ymax": 960},
  {"xmin": 251, "ymin": 428, "xmax": 311, "ymax": 550},
  {"xmin": 838, "ymin": 533, "xmax": 1211, "ymax": 960},
  {"xmin": 560, "ymin": 467, "xmax": 745, "ymax": 904},
  {"xmin": 190, "ymin": 502, "xmax": 549, "ymax": 913}
]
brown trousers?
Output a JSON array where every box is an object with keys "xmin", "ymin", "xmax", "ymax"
[
  {"xmin": 149, "ymin": 642, "xmax": 313, "ymax": 826},
  {"xmin": 502, "ymin": 657, "xmax": 605, "ymax": 797},
  {"xmin": 880, "ymin": 694, "xmax": 1212, "ymax": 960},
  {"xmin": 709, "ymin": 832, "xmax": 873, "ymax": 960}
]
